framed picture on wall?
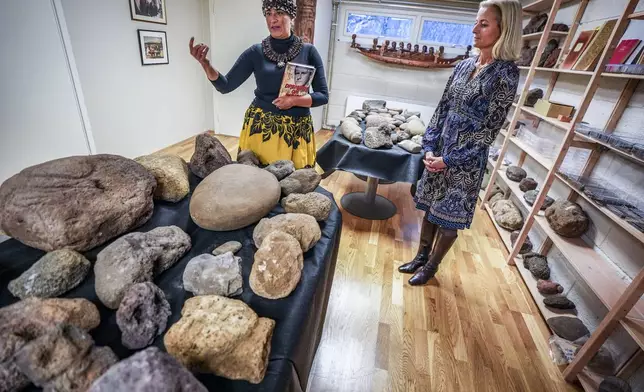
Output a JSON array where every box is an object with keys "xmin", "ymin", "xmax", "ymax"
[
  {"xmin": 130, "ymin": 0, "xmax": 167, "ymax": 24},
  {"xmin": 138, "ymin": 29, "xmax": 169, "ymax": 65}
]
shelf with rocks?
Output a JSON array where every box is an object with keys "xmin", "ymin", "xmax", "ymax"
[
  {"xmin": 503, "ymin": 132, "xmax": 555, "ymax": 170},
  {"xmin": 484, "ymin": 203, "xmax": 513, "ymax": 252},
  {"xmin": 517, "ymin": 65, "xmax": 644, "ymax": 80},
  {"xmin": 512, "ymin": 102, "xmax": 572, "ymax": 131},
  {"xmin": 533, "ymin": 215, "xmax": 644, "ymax": 350},
  {"xmin": 495, "ymin": 164, "xmax": 547, "ymax": 217},
  {"xmin": 555, "ymin": 173, "xmax": 644, "ymax": 244},
  {"xmin": 574, "ymin": 131, "xmax": 644, "ymax": 166},
  {"xmin": 523, "ymin": 0, "xmax": 578, "ymax": 13},
  {"xmin": 523, "ymin": 30, "xmax": 569, "ymax": 41}
]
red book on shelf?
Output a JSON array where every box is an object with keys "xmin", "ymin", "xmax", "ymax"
[
  {"xmin": 560, "ymin": 30, "xmax": 596, "ymax": 69},
  {"xmin": 608, "ymin": 39, "xmax": 641, "ymax": 64}
]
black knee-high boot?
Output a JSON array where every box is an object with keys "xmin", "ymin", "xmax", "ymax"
[
  {"xmin": 398, "ymin": 217, "xmax": 438, "ymax": 274},
  {"xmin": 408, "ymin": 227, "xmax": 458, "ymax": 285}
]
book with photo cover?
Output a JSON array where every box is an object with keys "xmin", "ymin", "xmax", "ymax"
[
  {"xmin": 560, "ymin": 29, "xmax": 597, "ymax": 69},
  {"xmin": 608, "ymin": 39, "xmax": 641, "ymax": 64},
  {"xmin": 279, "ymin": 62, "xmax": 316, "ymax": 97},
  {"xmin": 573, "ymin": 19, "xmax": 618, "ymax": 71}
]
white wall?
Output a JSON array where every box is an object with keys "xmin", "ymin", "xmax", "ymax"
[
  {"xmin": 491, "ymin": 0, "xmax": 644, "ymax": 383},
  {"xmin": 0, "ymin": 1, "xmax": 91, "ymax": 184},
  {"xmin": 61, "ymin": 0, "xmax": 213, "ymax": 158},
  {"xmin": 210, "ymin": 0, "xmax": 331, "ymax": 136},
  {"xmin": 326, "ymin": 2, "xmax": 476, "ymax": 126},
  {"xmin": 312, "ymin": 0, "xmax": 333, "ymax": 130}
]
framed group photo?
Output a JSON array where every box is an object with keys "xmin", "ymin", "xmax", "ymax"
[
  {"xmin": 130, "ymin": 0, "xmax": 167, "ymax": 24},
  {"xmin": 137, "ymin": 29, "xmax": 169, "ymax": 65}
]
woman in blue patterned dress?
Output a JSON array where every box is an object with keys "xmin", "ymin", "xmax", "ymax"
[{"xmin": 399, "ymin": 0, "xmax": 522, "ymax": 285}]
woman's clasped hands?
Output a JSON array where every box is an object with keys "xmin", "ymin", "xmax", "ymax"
[{"xmin": 423, "ymin": 152, "xmax": 447, "ymax": 173}]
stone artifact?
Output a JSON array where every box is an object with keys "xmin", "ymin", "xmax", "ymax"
[
  {"xmin": 253, "ymin": 213, "xmax": 321, "ymax": 252},
  {"xmin": 545, "ymin": 200, "xmax": 590, "ymax": 238},
  {"xmin": 365, "ymin": 115, "xmax": 390, "ymax": 129},
  {"xmin": 134, "ymin": 154, "xmax": 190, "ymax": 202},
  {"xmin": 547, "ymin": 317, "xmax": 589, "ymax": 341},
  {"xmin": 183, "ymin": 253, "xmax": 243, "ymax": 297},
  {"xmin": 14, "ymin": 325, "xmax": 117, "ymax": 392},
  {"xmin": 88, "ymin": 347, "xmax": 208, "ymax": 392},
  {"xmin": 0, "ymin": 298, "xmax": 100, "ymax": 392},
  {"xmin": 411, "ymin": 135, "xmax": 423, "ymax": 145},
  {"xmin": 491, "ymin": 199, "xmax": 524, "ymax": 231},
  {"xmin": 523, "ymin": 252, "xmax": 550, "ymax": 280},
  {"xmin": 524, "ymin": 189, "xmax": 555, "ymax": 210},
  {"xmin": 281, "ymin": 192, "xmax": 332, "ymax": 221},
  {"xmin": 8, "ymin": 249, "xmax": 90, "ymax": 299},
  {"xmin": 552, "ymin": 23, "xmax": 570, "ymax": 32},
  {"xmin": 537, "ymin": 279, "xmax": 564, "ymax": 295},
  {"xmin": 393, "ymin": 114, "xmax": 406, "ymax": 122},
  {"xmin": 519, "ymin": 177, "xmax": 538, "ymax": 192},
  {"xmin": 364, "ymin": 125, "xmax": 393, "ymax": 149},
  {"xmin": 489, "ymin": 191, "xmax": 506, "ymax": 205},
  {"xmin": 574, "ymin": 336, "xmax": 616, "ymax": 376},
  {"xmin": 398, "ymin": 140, "xmax": 422, "ymax": 153},
  {"xmin": 264, "ymin": 160, "xmax": 295, "ymax": 180},
  {"xmin": 506, "ymin": 165, "xmax": 527, "ymax": 182},
  {"xmin": 280, "ymin": 168, "xmax": 321, "ymax": 196},
  {"xmin": 396, "ymin": 129, "xmax": 411, "ymax": 141},
  {"xmin": 116, "ymin": 282, "xmax": 171, "ymax": 349},
  {"xmin": 517, "ymin": 43, "xmax": 537, "ymax": 67},
  {"xmin": 538, "ymin": 39, "xmax": 559, "ymax": 67},
  {"xmin": 340, "ymin": 120, "xmax": 362, "ymax": 144},
  {"xmin": 362, "ymin": 100, "xmax": 386, "ymax": 111},
  {"xmin": 543, "ymin": 47, "xmax": 562, "ymax": 68},
  {"xmin": 407, "ymin": 119, "xmax": 426, "ymax": 136},
  {"xmin": 213, "ymin": 240, "xmax": 243, "ymax": 255},
  {"xmin": 164, "ymin": 295, "xmax": 275, "ymax": 384},
  {"xmin": 544, "ymin": 295, "xmax": 576, "ymax": 309},
  {"xmin": 510, "ymin": 231, "xmax": 533, "ymax": 254},
  {"xmin": 250, "ymin": 231, "xmax": 304, "ymax": 299},
  {"xmin": 523, "ymin": 13, "xmax": 548, "ymax": 34},
  {"xmin": 237, "ymin": 149, "xmax": 261, "ymax": 167},
  {"xmin": 189, "ymin": 132, "xmax": 232, "ymax": 178},
  {"xmin": 0, "ymin": 154, "xmax": 156, "ymax": 252},
  {"xmin": 526, "ymin": 88, "xmax": 544, "ymax": 107},
  {"xmin": 391, "ymin": 132, "xmax": 400, "ymax": 144},
  {"xmin": 400, "ymin": 123, "xmax": 409, "ymax": 131},
  {"xmin": 598, "ymin": 377, "xmax": 632, "ymax": 392},
  {"xmin": 403, "ymin": 110, "xmax": 421, "ymax": 119},
  {"xmin": 94, "ymin": 225, "xmax": 191, "ymax": 309},
  {"xmin": 191, "ymin": 164, "xmax": 281, "ymax": 231}
]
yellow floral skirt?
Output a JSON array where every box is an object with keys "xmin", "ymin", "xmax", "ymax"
[{"xmin": 238, "ymin": 104, "xmax": 316, "ymax": 169}]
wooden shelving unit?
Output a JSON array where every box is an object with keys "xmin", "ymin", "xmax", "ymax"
[
  {"xmin": 523, "ymin": 30, "xmax": 570, "ymax": 40},
  {"xmin": 481, "ymin": 0, "xmax": 644, "ymax": 389}
]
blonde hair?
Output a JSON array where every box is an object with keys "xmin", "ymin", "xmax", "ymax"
[{"xmin": 479, "ymin": 0, "xmax": 522, "ymax": 61}]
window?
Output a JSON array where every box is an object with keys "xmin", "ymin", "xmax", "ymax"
[
  {"xmin": 419, "ymin": 19, "xmax": 474, "ymax": 47},
  {"xmin": 345, "ymin": 12, "xmax": 413, "ymax": 40}
]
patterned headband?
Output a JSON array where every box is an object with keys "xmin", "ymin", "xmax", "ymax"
[{"xmin": 262, "ymin": 0, "xmax": 297, "ymax": 19}]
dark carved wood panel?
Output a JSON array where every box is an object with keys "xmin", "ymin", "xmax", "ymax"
[{"xmin": 295, "ymin": 0, "xmax": 316, "ymax": 43}]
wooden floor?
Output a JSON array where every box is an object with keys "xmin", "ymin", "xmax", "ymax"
[{"xmin": 158, "ymin": 131, "xmax": 581, "ymax": 392}]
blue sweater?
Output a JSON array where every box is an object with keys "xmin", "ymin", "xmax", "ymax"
[{"xmin": 211, "ymin": 35, "xmax": 329, "ymax": 118}]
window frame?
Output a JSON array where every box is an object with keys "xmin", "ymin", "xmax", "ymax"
[
  {"xmin": 341, "ymin": 8, "xmax": 419, "ymax": 41},
  {"xmin": 416, "ymin": 15, "xmax": 475, "ymax": 49}
]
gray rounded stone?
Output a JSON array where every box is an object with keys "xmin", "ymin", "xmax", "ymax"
[
  {"xmin": 545, "ymin": 200, "xmax": 590, "ymax": 238},
  {"xmin": 544, "ymin": 295, "xmax": 576, "ymax": 309},
  {"xmin": 265, "ymin": 160, "xmax": 295, "ymax": 180},
  {"xmin": 134, "ymin": 154, "xmax": 190, "ymax": 202},
  {"xmin": 190, "ymin": 164, "xmax": 281, "ymax": 231},
  {"xmin": 362, "ymin": 100, "xmax": 386, "ymax": 111},
  {"xmin": 183, "ymin": 253, "xmax": 243, "ymax": 297},
  {"xmin": 94, "ymin": 226, "xmax": 191, "ymax": 309},
  {"xmin": 340, "ymin": 121, "xmax": 362, "ymax": 144},
  {"xmin": 510, "ymin": 231, "xmax": 533, "ymax": 254},
  {"xmin": 398, "ymin": 140, "xmax": 422, "ymax": 154},
  {"xmin": 506, "ymin": 166, "xmax": 527, "ymax": 182},
  {"xmin": 189, "ymin": 132, "xmax": 232, "ymax": 178},
  {"xmin": 116, "ymin": 282, "xmax": 171, "ymax": 349},
  {"xmin": 281, "ymin": 192, "xmax": 333, "ymax": 221},
  {"xmin": 524, "ymin": 190, "xmax": 554, "ymax": 210},
  {"xmin": 0, "ymin": 155, "xmax": 156, "ymax": 252},
  {"xmin": 8, "ymin": 249, "xmax": 90, "ymax": 299},
  {"xmin": 88, "ymin": 347, "xmax": 208, "ymax": 392},
  {"xmin": 280, "ymin": 169, "xmax": 321, "ymax": 196},
  {"xmin": 491, "ymin": 200, "xmax": 524, "ymax": 231},
  {"xmin": 237, "ymin": 150, "xmax": 260, "ymax": 167},
  {"xmin": 523, "ymin": 252, "xmax": 550, "ymax": 280},
  {"xmin": 213, "ymin": 241, "xmax": 242, "ymax": 256},
  {"xmin": 547, "ymin": 317, "xmax": 589, "ymax": 341},
  {"xmin": 407, "ymin": 119, "xmax": 426, "ymax": 136},
  {"xmin": 364, "ymin": 125, "xmax": 393, "ymax": 149}
]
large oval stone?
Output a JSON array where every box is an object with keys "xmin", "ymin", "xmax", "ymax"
[
  {"xmin": 0, "ymin": 155, "xmax": 156, "ymax": 252},
  {"xmin": 250, "ymin": 231, "xmax": 303, "ymax": 300},
  {"xmin": 491, "ymin": 200, "xmax": 524, "ymax": 231},
  {"xmin": 190, "ymin": 164, "xmax": 280, "ymax": 231},
  {"xmin": 253, "ymin": 213, "xmax": 321, "ymax": 252},
  {"xmin": 545, "ymin": 200, "xmax": 590, "ymax": 238}
]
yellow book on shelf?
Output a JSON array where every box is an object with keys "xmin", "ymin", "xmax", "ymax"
[{"xmin": 573, "ymin": 19, "xmax": 618, "ymax": 71}]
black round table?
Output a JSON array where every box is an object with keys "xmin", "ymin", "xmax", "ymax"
[{"xmin": 316, "ymin": 126, "xmax": 424, "ymax": 220}]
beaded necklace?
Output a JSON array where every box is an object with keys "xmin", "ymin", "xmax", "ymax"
[{"xmin": 261, "ymin": 35, "xmax": 303, "ymax": 68}]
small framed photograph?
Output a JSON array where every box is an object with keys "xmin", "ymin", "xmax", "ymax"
[
  {"xmin": 137, "ymin": 29, "xmax": 169, "ymax": 65},
  {"xmin": 130, "ymin": 0, "xmax": 167, "ymax": 24}
]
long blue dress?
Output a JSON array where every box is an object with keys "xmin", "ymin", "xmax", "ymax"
[{"xmin": 414, "ymin": 56, "xmax": 519, "ymax": 230}]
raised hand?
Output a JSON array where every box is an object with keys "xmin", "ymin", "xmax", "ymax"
[{"xmin": 189, "ymin": 37, "xmax": 210, "ymax": 68}]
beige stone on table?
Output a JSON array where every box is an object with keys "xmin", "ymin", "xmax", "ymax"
[
  {"xmin": 253, "ymin": 213, "xmax": 321, "ymax": 252},
  {"xmin": 250, "ymin": 231, "xmax": 303, "ymax": 300},
  {"xmin": 135, "ymin": 154, "xmax": 190, "ymax": 202},
  {"xmin": 281, "ymin": 192, "xmax": 332, "ymax": 221},
  {"xmin": 190, "ymin": 164, "xmax": 281, "ymax": 231}
]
